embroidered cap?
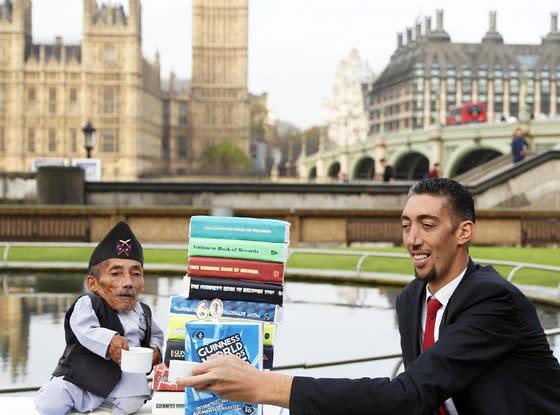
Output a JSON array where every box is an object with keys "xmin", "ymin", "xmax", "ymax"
[{"xmin": 88, "ymin": 221, "xmax": 144, "ymax": 269}]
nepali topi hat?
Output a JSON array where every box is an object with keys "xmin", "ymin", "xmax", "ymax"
[{"xmin": 89, "ymin": 221, "xmax": 144, "ymax": 269}]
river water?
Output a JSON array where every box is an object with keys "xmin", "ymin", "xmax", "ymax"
[{"xmin": 1, "ymin": 273, "xmax": 559, "ymax": 392}]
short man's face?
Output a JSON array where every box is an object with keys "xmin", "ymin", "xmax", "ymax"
[
  {"xmin": 401, "ymin": 194, "xmax": 462, "ymax": 286},
  {"xmin": 87, "ymin": 258, "xmax": 144, "ymax": 311}
]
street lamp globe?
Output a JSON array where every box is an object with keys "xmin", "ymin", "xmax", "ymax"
[{"xmin": 82, "ymin": 122, "xmax": 96, "ymax": 158}]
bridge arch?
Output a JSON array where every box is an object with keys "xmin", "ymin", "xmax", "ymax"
[
  {"xmin": 394, "ymin": 151, "xmax": 430, "ymax": 180},
  {"xmin": 308, "ymin": 166, "xmax": 317, "ymax": 180},
  {"xmin": 353, "ymin": 156, "xmax": 375, "ymax": 180},
  {"xmin": 327, "ymin": 161, "xmax": 341, "ymax": 179},
  {"xmin": 448, "ymin": 146, "xmax": 503, "ymax": 177}
]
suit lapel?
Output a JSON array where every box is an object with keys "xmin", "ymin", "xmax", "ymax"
[
  {"xmin": 410, "ymin": 281, "xmax": 426, "ymax": 358},
  {"xmin": 439, "ymin": 258, "xmax": 477, "ymax": 334}
]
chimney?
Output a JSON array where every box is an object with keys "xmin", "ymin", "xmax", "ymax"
[
  {"xmin": 436, "ymin": 10, "xmax": 444, "ymax": 31},
  {"xmin": 406, "ymin": 27, "xmax": 413, "ymax": 44},
  {"xmin": 552, "ymin": 12, "xmax": 558, "ymax": 33},
  {"xmin": 482, "ymin": 10, "xmax": 503, "ymax": 43},
  {"xmin": 489, "ymin": 11, "xmax": 497, "ymax": 31},
  {"xmin": 397, "ymin": 32, "xmax": 403, "ymax": 48},
  {"xmin": 416, "ymin": 23, "xmax": 422, "ymax": 40},
  {"xmin": 425, "ymin": 16, "xmax": 432, "ymax": 34},
  {"xmin": 55, "ymin": 36, "xmax": 63, "ymax": 45}
]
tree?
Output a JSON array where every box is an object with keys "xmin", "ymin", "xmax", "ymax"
[
  {"xmin": 302, "ymin": 126, "xmax": 321, "ymax": 155},
  {"xmin": 199, "ymin": 142, "xmax": 252, "ymax": 172}
]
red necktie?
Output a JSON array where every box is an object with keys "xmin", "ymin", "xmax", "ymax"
[{"xmin": 423, "ymin": 297, "xmax": 447, "ymax": 415}]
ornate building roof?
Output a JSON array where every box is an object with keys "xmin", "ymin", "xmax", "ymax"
[{"xmin": 373, "ymin": 10, "xmax": 560, "ymax": 93}]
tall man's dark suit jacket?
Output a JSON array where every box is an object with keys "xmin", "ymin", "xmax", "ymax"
[{"xmin": 289, "ymin": 258, "xmax": 560, "ymax": 414}]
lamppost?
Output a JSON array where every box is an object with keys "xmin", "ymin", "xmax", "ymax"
[{"xmin": 82, "ymin": 122, "xmax": 96, "ymax": 158}]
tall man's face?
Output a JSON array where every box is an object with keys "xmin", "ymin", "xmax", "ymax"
[
  {"xmin": 401, "ymin": 194, "xmax": 473, "ymax": 292},
  {"xmin": 86, "ymin": 258, "xmax": 145, "ymax": 311}
]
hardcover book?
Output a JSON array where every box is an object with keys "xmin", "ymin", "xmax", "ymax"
[
  {"xmin": 167, "ymin": 314, "xmax": 275, "ymax": 347},
  {"xmin": 184, "ymin": 321, "xmax": 263, "ymax": 415},
  {"xmin": 187, "ymin": 256, "xmax": 284, "ymax": 284},
  {"xmin": 152, "ymin": 390, "xmax": 185, "ymax": 414},
  {"xmin": 152, "ymin": 363, "xmax": 185, "ymax": 392},
  {"xmin": 168, "ymin": 296, "xmax": 279, "ymax": 323},
  {"xmin": 188, "ymin": 237, "xmax": 288, "ymax": 263},
  {"xmin": 189, "ymin": 215, "xmax": 290, "ymax": 244},
  {"xmin": 183, "ymin": 275, "xmax": 283, "ymax": 305},
  {"xmin": 164, "ymin": 340, "xmax": 186, "ymax": 365}
]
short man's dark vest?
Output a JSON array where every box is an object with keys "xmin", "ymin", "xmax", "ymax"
[{"xmin": 52, "ymin": 293, "xmax": 152, "ymax": 398}]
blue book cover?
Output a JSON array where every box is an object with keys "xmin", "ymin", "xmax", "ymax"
[
  {"xmin": 185, "ymin": 321, "xmax": 263, "ymax": 415},
  {"xmin": 168, "ymin": 296, "xmax": 278, "ymax": 324},
  {"xmin": 189, "ymin": 215, "xmax": 290, "ymax": 244},
  {"xmin": 167, "ymin": 314, "xmax": 275, "ymax": 347}
]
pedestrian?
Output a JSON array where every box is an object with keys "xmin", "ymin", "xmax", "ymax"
[
  {"xmin": 429, "ymin": 162, "xmax": 440, "ymax": 178},
  {"xmin": 380, "ymin": 158, "xmax": 394, "ymax": 182},
  {"xmin": 178, "ymin": 178, "xmax": 560, "ymax": 415},
  {"xmin": 511, "ymin": 127, "xmax": 529, "ymax": 162}
]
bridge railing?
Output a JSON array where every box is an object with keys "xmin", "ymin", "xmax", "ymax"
[{"xmin": 287, "ymin": 248, "xmax": 560, "ymax": 298}]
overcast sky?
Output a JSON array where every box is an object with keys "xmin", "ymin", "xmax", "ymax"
[{"xmin": 32, "ymin": 0, "xmax": 560, "ymax": 129}]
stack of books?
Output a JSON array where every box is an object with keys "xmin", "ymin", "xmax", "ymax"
[{"xmin": 153, "ymin": 215, "xmax": 290, "ymax": 415}]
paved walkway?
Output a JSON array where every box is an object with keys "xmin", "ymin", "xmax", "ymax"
[{"xmin": 2, "ymin": 261, "xmax": 559, "ymax": 307}]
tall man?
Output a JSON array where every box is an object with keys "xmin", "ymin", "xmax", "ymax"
[
  {"xmin": 35, "ymin": 221, "xmax": 164, "ymax": 415},
  {"xmin": 179, "ymin": 178, "xmax": 560, "ymax": 414}
]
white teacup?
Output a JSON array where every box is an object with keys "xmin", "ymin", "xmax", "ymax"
[
  {"xmin": 168, "ymin": 360, "xmax": 200, "ymax": 384},
  {"xmin": 121, "ymin": 347, "xmax": 153, "ymax": 373}
]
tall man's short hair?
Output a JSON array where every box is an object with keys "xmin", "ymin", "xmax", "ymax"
[{"xmin": 408, "ymin": 178, "xmax": 476, "ymax": 224}]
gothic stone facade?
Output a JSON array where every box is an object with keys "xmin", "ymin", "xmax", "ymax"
[
  {"xmin": 0, "ymin": 0, "xmax": 190, "ymax": 180},
  {"xmin": 189, "ymin": 0, "xmax": 250, "ymax": 166}
]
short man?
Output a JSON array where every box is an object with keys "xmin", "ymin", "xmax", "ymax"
[
  {"xmin": 35, "ymin": 221, "xmax": 164, "ymax": 415},
  {"xmin": 511, "ymin": 127, "xmax": 529, "ymax": 162},
  {"xmin": 179, "ymin": 178, "xmax": 560, "ymax": 414},
  {"xmin": 380, "ymin": 158, "xmax": 394, "ymax": 182}
]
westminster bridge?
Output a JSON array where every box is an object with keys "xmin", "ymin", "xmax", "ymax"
[{"xmin": 297, "ymin": 118, "xmax": 560, "ymax": 181}]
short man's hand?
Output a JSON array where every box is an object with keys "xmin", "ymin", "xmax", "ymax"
[
  {"xmin": 151, "ymin": 346, "xmax": 162, "ymax": 368},
  {"xmin": 109, "ymin": 334, "xmax": 129, "ymax": 365}
]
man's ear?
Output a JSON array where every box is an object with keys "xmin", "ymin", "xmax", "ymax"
[
  {"xmin": 456, "ymin": 220, "xmax": 475, "ymax": 246},
  {"xmin": 86, "ymin": 275, "xmax": 97, "ymax": 293}
]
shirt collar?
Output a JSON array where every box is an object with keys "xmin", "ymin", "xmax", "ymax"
[{"xmin": 424, "ymin": 266, "xmax": 467, "ymax": 308}]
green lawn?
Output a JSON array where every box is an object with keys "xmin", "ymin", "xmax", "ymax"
[{"xmin": 2, "ymin": 245, "xmax": 559, "ymax": 287}]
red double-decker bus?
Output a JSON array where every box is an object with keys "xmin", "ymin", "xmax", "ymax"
[{"xmin": 447, "ymin": 102, "xmax": 487, "ymax": 125}]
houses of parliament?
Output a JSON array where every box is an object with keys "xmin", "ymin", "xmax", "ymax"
[{"xmin": 0, "ymin": 0, "xmax": 250, "ymax": 180}]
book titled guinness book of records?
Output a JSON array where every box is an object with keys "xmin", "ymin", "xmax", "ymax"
[
  {"xmin": 188, "ymin": 237, "xmax": 288, "ymax": 263},
  {"xmin": 187, "ymin": 256, "xmax": 284, "ymax": 283}
]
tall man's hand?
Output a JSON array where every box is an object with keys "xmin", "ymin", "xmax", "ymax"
[
  {"xmin": 177, "ymin": 354, "xmax": 293, "ymax": 408},
  {"xmin": 109, "ymin": 334, "xmax": 129, "ymax": 364}
]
